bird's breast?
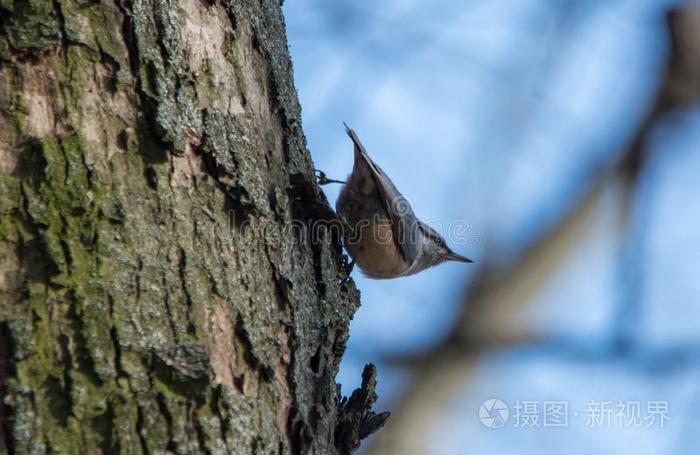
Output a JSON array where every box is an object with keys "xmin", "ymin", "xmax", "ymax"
[{"xmin": 344, "ymin": 217, "xmax": 409, "ymax": 279}]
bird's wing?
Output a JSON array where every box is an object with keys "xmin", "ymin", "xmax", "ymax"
[{"xmin": 344, "ymin": 124, "xmax": 421, "ymax": 264}]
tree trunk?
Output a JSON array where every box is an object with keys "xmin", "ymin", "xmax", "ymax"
[{"xmin": 0, "ymin": 0, "xmax": 385, "ymax": 453}]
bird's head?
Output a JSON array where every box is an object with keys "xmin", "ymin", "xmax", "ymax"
[{"xmin": 417, "ymin": 221, "xmax": 473, "ymax": 268}]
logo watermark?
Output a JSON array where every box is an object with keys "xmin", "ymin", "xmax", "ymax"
[{"xmin": 479, "ymin": 399, "xmax": 510, "ymax": 429}]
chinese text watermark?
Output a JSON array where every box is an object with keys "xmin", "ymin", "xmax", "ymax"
[{"xmin": 479, "ymin": 399, "xmax": 670, "ymax": 429}]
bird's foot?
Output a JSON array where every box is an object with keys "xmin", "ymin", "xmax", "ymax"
[
  {"xmin": 315, "ymin": 169, "xmax": 346, "ymax": 186},
  {"xmin": 340, "ymin": 257, "xmax": 355, "ymax": 285}
]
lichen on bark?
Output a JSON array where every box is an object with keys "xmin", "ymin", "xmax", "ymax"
[{"xmin": 0, "ymin": 0, "xmax": 385, "ymax": 453}]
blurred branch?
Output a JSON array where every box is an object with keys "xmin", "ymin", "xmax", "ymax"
[
  {"xmin": 619, "ymin": 5, "xmax": 700, "ymax": 185},
  {"xmin": 453, "ymin": 1, "xmax": 700, "ymax": 354},
  {"xmin": 614, "ymin": 4, "xmax": 700, "ymax": 345}
]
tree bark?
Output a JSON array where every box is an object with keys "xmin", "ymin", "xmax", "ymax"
[{"xmin": 0, "ymin": 0, "xmax": 385, "ymax": 453}]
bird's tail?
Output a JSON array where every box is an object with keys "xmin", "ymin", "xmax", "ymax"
[{"xmin": 343, "ymin": 122, "xmax": 372, "ymax": 162}]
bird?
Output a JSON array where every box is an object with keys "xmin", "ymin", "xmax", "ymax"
[{"xmin": 318, "ymin": 124, "xmax": 473, "ymax": 279}]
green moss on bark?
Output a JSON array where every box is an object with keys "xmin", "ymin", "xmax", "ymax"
[{"xmin": 0, "ymin": 0, "xmax": 380, "ymax": 453}]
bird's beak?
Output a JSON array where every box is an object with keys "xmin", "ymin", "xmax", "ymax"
[{"xmin": 446, "ymin": 252, "xmax": 474, "ymax": 263}]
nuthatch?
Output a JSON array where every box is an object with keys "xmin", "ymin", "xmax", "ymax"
[{"xmin": 320, "ymin": 124, "xmax": 473, "ymax": 279}]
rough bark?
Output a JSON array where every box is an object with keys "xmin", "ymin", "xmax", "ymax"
[{"xmin": 0, "ymin": 0, "xmax": 385, "ymax": 453}]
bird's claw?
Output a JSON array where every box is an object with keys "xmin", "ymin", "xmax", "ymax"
[
  {"xmin": 315, "ymin": 169, "xmax": 345, "ymax": 186},
  {"xmin": 339, "ymin": 257, "xmax": 355, "ymax": 285},
  {"xmin": 315, "ymin": 169, "xmax": 329, "ymax": 185}
]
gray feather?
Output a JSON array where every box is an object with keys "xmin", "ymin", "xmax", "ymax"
[{"xmin": 343, "ymin": 124, "xmax": 421, "ymax": 265}]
